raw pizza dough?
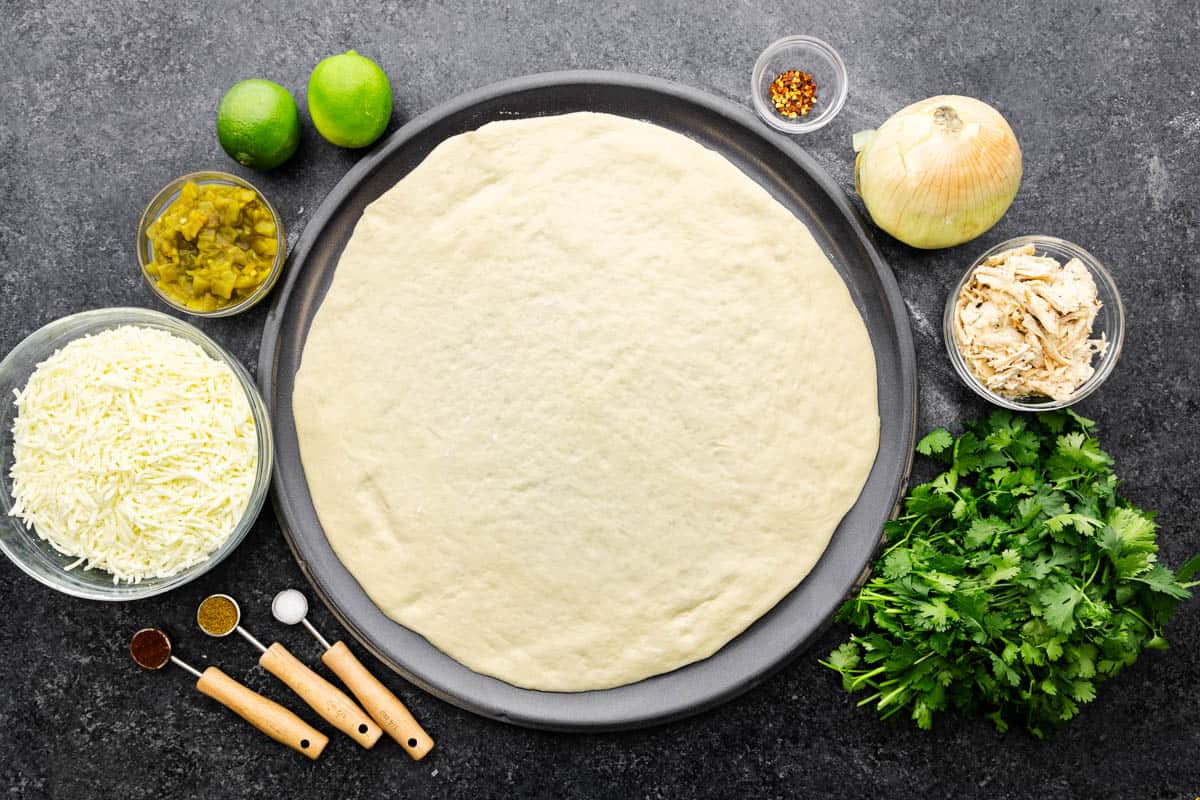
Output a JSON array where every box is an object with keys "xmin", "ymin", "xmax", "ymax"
[{"xmin": 293, "ymin": 112, "xmax": 879, "ymax": 692}]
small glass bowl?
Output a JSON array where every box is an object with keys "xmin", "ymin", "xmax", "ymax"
[
  {"xmin": 137, "ymin": 171, "xmax": 287, "ymax": 318},
  {"xmin": 943, "ymin": 235, "xmax": 1125, "ymax": 411},
  {"xmin": 0, "ymin": 308, "xmax": 274, "ymax": 600},
  {"xmin": 751, "ymin": 35, "xmax": 848, "ymax": 134}
]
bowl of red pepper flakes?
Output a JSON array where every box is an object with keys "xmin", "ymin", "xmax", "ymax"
[{"xmin": 751, "ymin": 35, "xmax": 848, "ymax": 134}]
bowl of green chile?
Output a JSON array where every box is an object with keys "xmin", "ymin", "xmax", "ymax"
[{"xmin": 137, "ymin": 171, "xmax": 286, "ymax": 317}]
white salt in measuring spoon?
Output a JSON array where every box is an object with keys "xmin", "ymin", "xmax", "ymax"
[
  {"xmin": 272, "ymin": 589, "xmax": 435, "ymax": 760},
  {"xmin": 197, "ymin": 594, "xmax": 382, "ymax": 749},
  {"xmin": 129, "ymin": 627, "xmax": 327, "ymax": 760}
]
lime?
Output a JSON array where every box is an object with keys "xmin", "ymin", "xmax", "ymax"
[
  {"xmin": 216, "ymin": 79, "xmax": 301, "ymax": 171},
  {"xmin": 307, "ymin": 51, "xmax": 393, "ymax": 149}
]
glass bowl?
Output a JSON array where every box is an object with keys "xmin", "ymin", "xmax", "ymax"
[
  {"xmin": 751, "ymin": 35, "xmax": 848, "ymax": 134},
  {"xmin": 943, "ymin": 235, "xmax": 1125, "ymax": 411},
  {"xmin": 137, "ymin": 171, "xmax": 287, "ymax": 318},
  {"xmin": 0, "ymin": 307, "xmax": 273, "ymax": 600}
]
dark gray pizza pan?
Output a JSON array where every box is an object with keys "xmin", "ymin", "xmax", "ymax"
[{"xmin": 258, "ymin": 70, "xmax": 916, "ymax": 732}]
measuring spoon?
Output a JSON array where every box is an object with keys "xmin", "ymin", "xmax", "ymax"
[
  {"xmin": 196, "ymin": 594, "xmax": 382, "ymax": 749},
  {"xmin": 272, "ymin": 589, "xmax": 434, "ymax": 760},
  {"xmin": 129, "ymin": 628, "xmax": 327, "ymax": 760}
]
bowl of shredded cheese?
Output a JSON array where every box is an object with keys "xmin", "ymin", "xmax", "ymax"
[
  {"xmin": 943, "ymin": 235, "xmax": 1125, "ymax": 411},
  {"xmin": 0, "ymin": 307, "xmax": 272, "ymax": 600}
]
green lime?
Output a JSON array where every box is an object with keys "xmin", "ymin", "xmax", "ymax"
[
  {"xmin": 216, "ymin": 79, "xmax": 301, "ymax": 171},
  {"xmin": 307, "ymin": 51, "xmax": 393, "ymax": 149}
]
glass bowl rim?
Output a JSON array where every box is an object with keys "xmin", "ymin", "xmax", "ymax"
[
  {"xmin": 942, "ymin": 234, "xmax": 1125, "ymax": 411},
  {"xmin": 750, "ymin": 34, "xmax": 849, "ymax": 134},
  {"xmin": 0, "ymin": 306, "xmax": 273, "ymax": 600},
  {"xmin": 136, "ymin": 170, "xmax": 287, "ymax": 318}
]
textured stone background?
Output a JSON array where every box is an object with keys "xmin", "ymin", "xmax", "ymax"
[{"xmin": 1, "ymin": 1, "xmax": 1197, "ymax": 798}]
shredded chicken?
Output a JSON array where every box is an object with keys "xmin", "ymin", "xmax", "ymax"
[{"xmin": 953, "ymin": 244, "xmax": 1106, "ymax": 401}]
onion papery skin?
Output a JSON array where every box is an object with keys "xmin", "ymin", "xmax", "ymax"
[{"xmin": 854, "ymin": 95, "xmax": 1022, "ymax": 250}]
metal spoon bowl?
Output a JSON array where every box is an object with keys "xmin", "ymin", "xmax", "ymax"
[
  {"xmin": 271, "ymin": 588, "xmax": 309, "ymax": 626},
  {"xmin": 196, "ymin": 593, "xmax": 241, "ymax": 638},
  {"xmin": 272, "ymin": 588, "xmax": 331, "ymax": 650},
  {"xmin": 197, "ymin": 593, "xmax": 268, "ymax": 652},
  {"xmin": 129, "ymin": 627, "xmax": 201, "ymax": 677}
]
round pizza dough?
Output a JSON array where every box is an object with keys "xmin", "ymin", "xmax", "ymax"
[{"xmin": 293, "ymin": 112, "xmax": 879, "ymax": 692}]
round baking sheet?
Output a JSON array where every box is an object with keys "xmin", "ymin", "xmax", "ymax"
[{"xmin": 259, "ymin": 71, "xmax": 916, "ymax": 731}]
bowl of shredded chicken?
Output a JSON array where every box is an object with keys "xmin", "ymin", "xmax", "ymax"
[
  {"xmin": 944, "ymin": 236, "xmax": 1124, "ymax": 410},
  {"xmin": 0, "ymin": 308, "xmax": 273, "ymax": 600}
]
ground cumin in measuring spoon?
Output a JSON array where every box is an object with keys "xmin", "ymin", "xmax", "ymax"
[{"xmin": 197, "ymin": 594, "xmax": 239, "ymax": 635}]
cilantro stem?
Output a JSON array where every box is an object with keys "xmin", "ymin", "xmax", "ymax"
[
  {"xmin": 1122, "ymin": 607, "xmax": 1154, "ymax": 632},
  {"xmin": 848, "ymin": 665, "xmax": 887, "ymax": 689},
  {"xmin": 877, "ymin": 685, "xmax": 909, "ymax": 709},
  {"xmin": 882, "ymin": 515, "xmax": 928, "ymax": 552},
  {"xmin": 1077, "ymin": 585, "xmax": 1100, "ymax": 610}
]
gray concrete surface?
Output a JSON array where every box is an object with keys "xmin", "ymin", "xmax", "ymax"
[{"xmin": 1, "ymin": 1, "xmax": 1197, "ymax": 797}]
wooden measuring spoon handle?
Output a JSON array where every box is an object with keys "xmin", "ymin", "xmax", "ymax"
[
  {"xmin": 322, "ymin": 640, "xmax": 435, "ymax": 760},
  {"xmin": 259, "ymin": 642, "xmax": 382, "ymax": 749},
  {"xmin": 195, "ymin": 667, "xmax": 328, "ymax": 760}
]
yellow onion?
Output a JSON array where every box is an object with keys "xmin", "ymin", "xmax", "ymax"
[{"xmin": 853, "ymin": 95, "xmax": 1022, "ymax": 250}]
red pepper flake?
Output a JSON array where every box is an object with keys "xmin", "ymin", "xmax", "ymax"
[{"xmin": 769, "ymin": 69, "xmax": 818, "ymax": 118}]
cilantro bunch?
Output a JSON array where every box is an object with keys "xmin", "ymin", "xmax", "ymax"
[{"xmin": 824, "ymin": 410, "xmax": 1198, "ymax": 737}]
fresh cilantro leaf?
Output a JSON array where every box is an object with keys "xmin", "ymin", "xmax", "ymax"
[
  {"xmin": 951, "ymin": 498, "xmax": 970, "ymax": 520},
  {"xmin": 1055, "ymin": 432, "xmax": 1112, "ymax": 471},
  {"xmin": 1044, "ymin": 638, "xmax": 1064, "ymax": 661},
  {"xmin": 1038, "ymin": 582, "xmax": 1083, "ymax": 634},
  {"xmin": 965, "ymin": 516, "xmax": 1006, "ymax": 549},
  {"xmin": 824, "ymin": 412, "xmax": 1194, "ymax": 738},
  {"xmin": 1036, "ymin": 489, "xmax": 1071, "ymax": 518},
  {"xmin": 916, "ymin": 428, "xmax": 954, "ymax": 457},
  {"xmin": 927, "ymin": 632, "xmax": 953, "ymax": 656},
  {"xmin": 1008, "ymin": 429, "xmax": 1043, "ymax": 466},
  {"xmin": 1100, "ymin": 507, "xmax": 1159, "ymax": 578},
  {"xmin": 931, "ymin": 472, "xmax": 957, "ymax": 495},
  {"xmin": 1045, "ymin": 513, "xmax": 1102, "ymax": 537},
  {"xmin": 825, "ymin": 641, "xmax": 861, "ymax": 671},
  {"xmin": 1070, "ymin": 681, "xmax": 1096, "ymax": 703},
  {"xmin": 953, "ymin": 432, "xmax": 986, "ymax": 472},
  {"xmin": 1016, "ymin": 496, "xmax": 1042, "ymax": 527},
  {"xmin": 921, "ymin": 571, "xmax": 961, "ymax": 594},
  {"xmin": 990, "ymin": 652, "xmax": 1021, "ymax": 686},
  {"xmin": 1176, "ymin": 554, "xmax": 1200, "ymax": 583},
  {"xmin": 986, "ymin": 549, "xmax": 1022, "ymax": 585},
  {"xmin": 1103, "ymin": 507, "xmax": 1157, "ymax": 551},
  {"xmin": 988, "ymin": 409, "xmax": 1016, "ymax": 436},
  {"xmin": 905, "ymin": 484, "xmax": 954, "ymax": 516},
  {"xmin": 915, "ymin": 599, "xmax": 957, "ymax": 630},
  {"xmin": 1131, "ymin": 564, "xmax": 1192, "ymax": 600},
  {"xmin": 881, "ymin": 549, "xmax": 913, "ymax": 580},
  {"xmin": 1065, "ymin": 408, "xmax": 1096, "ymax": 431},
  {"xmin": 1039, "ymin": 412, "xmax": 1067, "ymax": 433},
  {"xmin": 912, "ymin": 700, "xmax": 934, "ymax": 730}
]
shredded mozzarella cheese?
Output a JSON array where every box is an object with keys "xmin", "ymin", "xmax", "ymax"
[{"xmin": 8, "ymin": 325, "xmax": 258, "ymax": 583}]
